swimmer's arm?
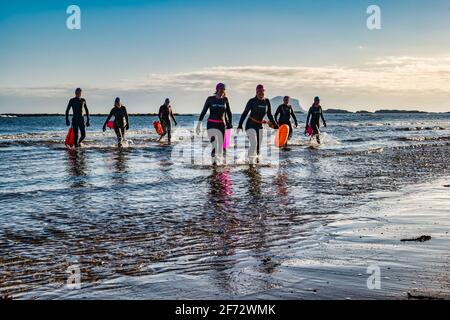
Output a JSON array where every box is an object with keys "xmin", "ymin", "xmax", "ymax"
[
  {"xmin": 291, "ymin": 106, "xmax": 298, "ymax": 127},
  {"xmin": 306, "ymin": 108, "xmax": 312, "ymax": 127},
  {"xmin": 124, "ymin": 107, "xmax": 130, "ymax": 128},
  {"xmin": 238, "ymin": 100, "xmax": 252, "ymax": 129},
  {"xmin": 274, "ymin": 105, "xmax": 281, "ymax": 124},
  {"xmin": 266, "ymin": 100, "xmax": 276, "ymax": 125},
  {"xmin": 103, "ymin": 108, "xmax": 114, "ymax": 128},
  {"xmin": 158, "ymin": 106, "xmax": 163, "ymax": 122},
  {"xmin": 225, "ymin": 98, "xmax": 232, "ymax": 128},
  {"xmin": 170, "ymin": 107, "xmax": 177, "ymax": 125},
  {"xmin": 83, "ymin": 100, "xmax": 90, "ymax": 125},
  {"xmin": 199, "ymin": 98, "xmax": 210, "ymax": 122},
  {"xmin": 65, "ymin": 100, "xmax": 72, "ymax": 123},
  {"xmin": 320, "ymin": 106, "xmax": 327, "ymax": 126}
]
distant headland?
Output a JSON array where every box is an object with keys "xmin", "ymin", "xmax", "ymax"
[{"xmin": 323, "ymin": 109, "xmax": 428, "ymax": 114}]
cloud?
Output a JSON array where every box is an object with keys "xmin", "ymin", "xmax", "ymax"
[
  {"xmin": 2, "ymin": 55, "xmax": 450, "ymax": 99},
  {"xmin": 125, "ymin": 56, "xmax": 450, "ymax": 94}
]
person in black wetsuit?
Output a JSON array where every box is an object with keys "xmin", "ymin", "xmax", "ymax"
[
  {"xmin": 103, "ymin": 97, "xmax": 130, "ymax": 148},
  {"xmin": 275, "ymin": 96, "xmax": 298, "ymax": 142},
  {"xmin": 65, "ymin": 88, "xmax": 90, "ymax": 147},
  {"xmin": 196, "ymin": 83, "xmax": 233, "ymax": 164},
  {"xmin": 158, "ymin": 98, "xmax": 177, "ymax": 144},
  {"xmin": 238, "ymin": 84, "xmax": 278, "ymax": 162},
  {"xmin": 305, "ymin": 96, "xmax": 327, "ymax": 144}
]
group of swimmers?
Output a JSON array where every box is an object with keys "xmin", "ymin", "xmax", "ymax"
[{"xmin": 65, "ymin": 85, "xmax": 327, "ymax": 155}]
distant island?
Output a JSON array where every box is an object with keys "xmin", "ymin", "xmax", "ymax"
[
  {"xmin": 374, "ymin": 110, "xmax": 426, "ymax": 114},
  {"xmin": 270, "ymin": 96, "xmax": 307, "ymax": 113},
  {"xmin": 322, "ymin": 109, "xmax": 431, "ymax": 114},
  {"xmin": 323, "ymin": 109, "xmax": 352, "ymax": 114}
]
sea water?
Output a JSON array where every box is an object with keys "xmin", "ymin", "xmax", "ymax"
[{"xmin": 1, "ymin": 113, "xmax": 449, "ymax": 299}]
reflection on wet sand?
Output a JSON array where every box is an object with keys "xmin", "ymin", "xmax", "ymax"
[
  {"xmin": 208, "ymin": 168, "xmax": 234, "ymax": 203},
  {"xmin": 275, "ymin": 171, "xmax": 289, "ymax": 199},
  {"xmin": 65, "ymin": 149, "xmax": 93, "ymax": 216},
  {"xmin": 111, "ymin": 149, "xmax": 129, "ymax": 185},
  {"xmin": 66, "ymin": 148, "xmax": 88, "ymax": 187},
  {"xmin": 244, "ymin": 166, "xmax": 263, "ymax": 202},
  {"xmin": 106, "ymin": 149, "xmax": 131, "ymax": 225},
  {"xmin": 205, "ymin": 168, "xmax": 240, "ymax": 293},
  {"xmin": 243, "ymin": 166, "xmax": 279, "ymax": 282}
]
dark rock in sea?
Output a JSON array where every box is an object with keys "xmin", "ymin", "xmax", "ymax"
[
  {"xmin": 262, "ymin": 256, "xmax": 271, "ymax": 264},
  {"xmin": 407, "ymin": 292, "xmax": 444, "ymax": 300},
  {"xmin": 400, "ymin": 235, "xmax": 432, "ymax": 242}
]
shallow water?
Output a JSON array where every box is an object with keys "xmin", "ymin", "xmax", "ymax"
[{"xmin": 0, "ymin": 113, "xmax": 449, "ymax": 299}]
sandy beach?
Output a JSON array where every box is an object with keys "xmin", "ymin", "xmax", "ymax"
[{"xmin": 12, "ymin": 177, "xmax": 448, "ymax": 300}]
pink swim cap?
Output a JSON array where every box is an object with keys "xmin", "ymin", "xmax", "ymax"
[
  {"xmin": 256, "ymin": 84, "xmax": 265, "ymax": 92},
  {"xmin": 216, "ymin": 83, "xmax": 226, "ymax": 91}
]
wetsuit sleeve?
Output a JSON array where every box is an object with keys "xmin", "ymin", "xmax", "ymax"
[
  {"xmin": 199, "ymin": 98, "xmax": 210, "ymax": 122},
  {"xmin": 170, "ymin": 107, "xmax": 177, "ymax": 124},
  {"xmin": 291, "ymin": 106, "xmax": 298, "ymax": 127},
  {"xmin": 225, "ymin": 98, "xmax": 233, "ymax": 128},
  {"xmin": 320, "ymin": 106, "xmax": 326, "ymax": 125},
  {"xmin": 124, "ymin": 107, "xmax": 130, "ymax": 127},
  {"xmin": 306, "ymin": 107, "xmax": 312, "ymax": 127},
  {"xmin": 83, "ymin": 99, "xmax": 90, "ymax": 122},
  {"xmin": 238, "ymin": 100, "xmax": 252, "ymax": 129},
  {"xmin": 103, "ymin": 108, "xmax": 114, "ymax": 127},
  {"xmin": 158, "ymin": 106, "xmax": 163, "ymax": 122},
  {"xmin": 266, "ymin": 100, "xmax": 276, "ymax": 125},
  {"xmin": 274, "ymin": 105, "xmax": 282, "ymax": 123},
  {"xmin": 65, "ymin": 100, "xmax": 72, "ymax": 123}
]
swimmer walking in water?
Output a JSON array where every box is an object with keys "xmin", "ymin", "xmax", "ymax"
[
  {"xmin": 305, "ymin": 96, "xmax": 327, "ymax": 144},
  {"xmin": 65, "ymin": 88, "xmax": 90, "ymax": 148},
  {"xmin": 103, "ymin": 97, "xmax": 130, "ymax": 148},
  {"xmin": 197, "ymin": 83, "xmax": 233, "ymax": 164},
  {"xmin": 275, "ymin": 96, "xmax": 298, "ymax": 144},
  {"xmin": 158, "ymin": 98, "xmax": 178, "ymax": 145},
  {"xmin": 238, "ymin": 84, "xmax": 278, "ymax": 163}
]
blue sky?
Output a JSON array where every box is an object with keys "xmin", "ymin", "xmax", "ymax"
[{"xmin": 1, "ymin": 0, "xmax": 450, "ymax": 113}]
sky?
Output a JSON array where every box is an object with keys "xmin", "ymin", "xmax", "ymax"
[{"xmin": 1, "ymin": 0, "xmax": 450, "ymax": 114}]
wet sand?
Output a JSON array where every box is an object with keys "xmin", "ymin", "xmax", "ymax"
[{"xmin": 15, "ymin": 178, "xmax": 450, "ymax": 300}]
